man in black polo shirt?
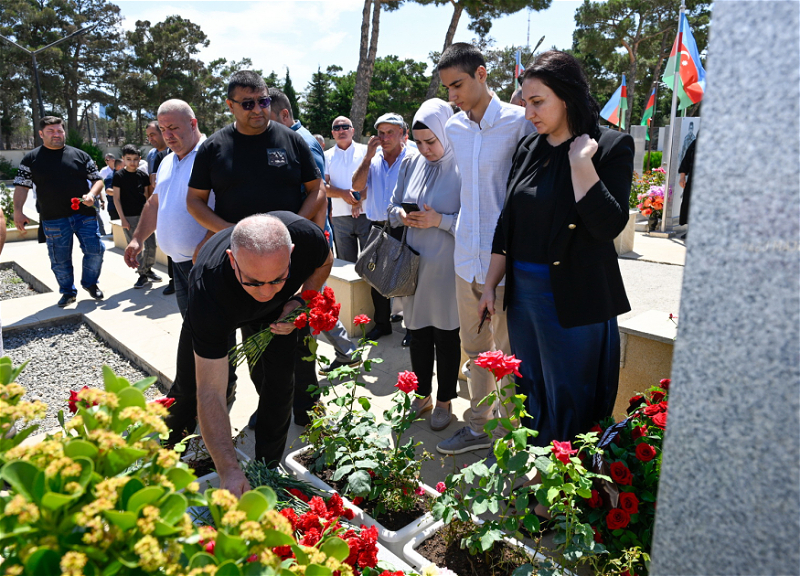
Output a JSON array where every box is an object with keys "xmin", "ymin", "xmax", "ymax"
[
  {"xmin": 13, "ymin": 116, "xmax": 105, "ymax": 307},
  {"xmin": 165, "ymin": 212, "xmax": 332, "ymax": 496},
  {"xmin": 186, "ymin": 70, "xmax": 325, "ymax": 258}
]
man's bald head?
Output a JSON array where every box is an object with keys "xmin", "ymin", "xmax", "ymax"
[
  {"xmin": 230, "ymin": 214, "xmax": 292, "ymax": 258},
  {"xmin": 510, "ymin": 87, "xmax": 524, "ymax": 107},
  {"xmin": 157, "ymin": 99, "xmax": 196, "ymax": 119}
]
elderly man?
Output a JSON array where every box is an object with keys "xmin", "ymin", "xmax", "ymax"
[
  {"xmin": 324, "ymin": 116, "xmax": 370, "ymax": 264},
  {"xmin": 352, "ymin": 113, "xmax": 416, "ymax": 343},
  {"xmin": 186, "ymin": 70, "xmax": 325, "ymax": 259},
  {"xmin": 165, "ymin": 212, "xmax": 332, "ymax": 496},
  {"xmin": 13, "ymin": 116, "xmax": 105, "ymax": 307}
]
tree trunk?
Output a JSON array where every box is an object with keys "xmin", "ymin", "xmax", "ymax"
[
  {"xmin": 350, "ymin": 0, "xmax": 382, "ymax": 138},
  {"xmin": 31, "ymin": 80, "xmax": 42, "ymax": 148},
  {"xmin": 426, "ymin": 1, "xmax": 463, "ymax": 101}
]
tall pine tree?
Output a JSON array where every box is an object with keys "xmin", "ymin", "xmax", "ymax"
[
  {"xmin": 303, "ymin": 66, "xmax": 333, "ymax": 135},
  {"xmin": 283, "ymin": 68, "xmax": 300, "ymax": 121}
]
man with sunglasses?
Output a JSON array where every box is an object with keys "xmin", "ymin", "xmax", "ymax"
[
  {"xmin": 165, "ymin": 211, "xmax": 332, "ymax": 496},
  {"xmin": 186, "ymin": 70, "xmax": 325, "ymax": 260}
]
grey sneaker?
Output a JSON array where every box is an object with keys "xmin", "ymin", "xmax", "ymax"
[
  {"xmin": 430, "ymin": 404, "xmax": 452, "ymax": 431},
  {"xmin": 436, "ymin": 426, "xmax": 491, "ymax": 455}
]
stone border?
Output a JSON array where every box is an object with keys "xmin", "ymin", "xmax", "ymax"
[{"xmin": 0, "ymin": 261, "xmax": 52, "ymax": 294}]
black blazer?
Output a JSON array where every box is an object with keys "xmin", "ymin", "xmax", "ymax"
[{"xmin": 494, "ymin": 127, "xmax": 633, "ymax": 328}]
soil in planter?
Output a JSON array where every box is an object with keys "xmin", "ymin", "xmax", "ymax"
[
  {"xmin": 186, "ymin": 457, "xmax": 216, "ymax": 478},
  {"xmin": 296, "ymin": 449, "xmax": 429, "ymax": 531},
  {"xmin": 417, "ymin": 526, "xmax": 540, "ymax": 576}
]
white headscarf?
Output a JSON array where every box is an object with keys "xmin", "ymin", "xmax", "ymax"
[{"xmin": 412, "ymin": 98, "xmax": 453, "ymax": 166}]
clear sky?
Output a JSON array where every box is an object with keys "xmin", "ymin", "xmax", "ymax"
[{"xmin": 115, "ymin": 0, "xmax": 582, "ymax": 92}]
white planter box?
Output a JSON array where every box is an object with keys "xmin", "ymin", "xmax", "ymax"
[
  {"xmin": 285, "ymin": 445, "xmax": 439, "ymax": 556},
  {"xmin": 183, "ymin": 447, "xmax": 251, "ymax": 490}
]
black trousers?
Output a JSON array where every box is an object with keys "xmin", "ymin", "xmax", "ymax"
[
  {"xmin": 410, "ymin": 326, "xmax": 461, "ymax": 402},
  {"xmin": 166, "ymin": 322, "xmax": 296, "ymax": 467},
  {"xmin": 369, "ymin": 221, "xmax": 405, "ymax": 332}
]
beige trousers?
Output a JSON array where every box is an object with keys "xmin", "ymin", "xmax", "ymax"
[{"xmin": 455, "ymin": 275, "xmax": 515, "ymax": 437}]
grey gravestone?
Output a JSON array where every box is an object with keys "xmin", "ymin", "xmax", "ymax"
[
  {"xmin": 651, "ymin": 2, "xmax": 800, "ymax": 574},
  {"xmin": 630, "ymin": 125, "xmax": 647, "ymax": 174}
]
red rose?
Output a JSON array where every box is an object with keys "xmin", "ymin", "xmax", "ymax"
[
  {"xmin": 606, "ymin": 508, "xmax": 630, "ymax": 530},
  {"xmin": 474, "ymin": 350, "xmax": 522, "ymax": 380},
  {"xmin": 551, "ymin": 440, "xmax": 578, "ymax": 465},
  {"xmin": 609, "ymin": 462, "xmax": 633, "ymax": 486},
  {"xmin": 204, "ymin": 540, "xmax": 215, "ymax": 554},
  {"xmin": 589, "ymin": 424, "xmax": 603, "ymax": 434},
  {"xmin": 629, "ymin": 395, "xmax": 645, "ymax": 407},
  {"xmin": 631, "ymin": 425, "xmax": 647, "ymax": 440},
  {"xmin": 619, "ymin": 492, "xmax": 639, "ymax": 515},
  {"xmin": 68, "ymin": 386, "xmax": 96, "ymax": 414},
  {"xmin": 584, "ymin": 489, "xmax": 602, "ymax": 509},
  {"xmin": 395, "ymin": 370, "xmax": 418, "ymax": 394},
  {"xmin": 651, "ymin": 411, "xmax": 667, "ymax": 429},
  {"xmin": 635, "ymin": 442, "xmax": 657, "ymax": 462},
  {"xmin": 643, "ymin": 402, "xmax": 667, "ymax": 416},
  {"xmin": 593, "ymin": 526, "xmax": 603, "ymax": 543},
  {"xmin": 293, "ymin": 313, "xmax": 308, "ymax": 329},
  {"xmin": 436, "ymin": 482, "xmax": 446, "ymax": 493},
  {"xmin": 651, "ymin": 390, "xmax": 665, "ymax": 403},
  {"xmin": 353, "ymin": 314, "xmax": 371, "ymax": 325},
  {"xmin": 659, "ymin": 378, "xmax": 671, "ymax": 390}
]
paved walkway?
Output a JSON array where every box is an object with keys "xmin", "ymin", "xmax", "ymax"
[{"xmin": 1, "ymin": 230, "xmax": 685, "ymax": 487}]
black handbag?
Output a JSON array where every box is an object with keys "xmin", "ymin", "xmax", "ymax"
[{"xmin": 355, "ymin": 219, "xmax": 420, "ymax": 298}]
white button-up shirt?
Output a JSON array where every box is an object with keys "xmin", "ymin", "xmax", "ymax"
[
  {"xmin": 325, "ymin": 142, "xmax": 367, "ymax": 217},
  {"xmin": 445, "ymin": 96, "xmax": 534, "ymax": 284},
  {"xmin": 364, "ymin": 145, "xmax": 416, "ymax": 222},
  {"xmin": 154, "ymin": 136, "xmax": 214, "ymax": 263}
]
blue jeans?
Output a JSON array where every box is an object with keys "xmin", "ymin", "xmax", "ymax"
[{"xmin": 43, "ymin": 213, "xmax": 105, "ymax": 296}]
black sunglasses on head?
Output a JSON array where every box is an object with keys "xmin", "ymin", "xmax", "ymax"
[
  {"xmin": 332, "ymin": 124, "xmax": 353, "ymax": 131},
  {"xmin": 229, "ymin": 96, "xmax": 271, "ymax": 111}
]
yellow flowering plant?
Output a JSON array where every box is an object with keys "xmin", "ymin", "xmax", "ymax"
[{"xmin": 0, "ymin": 359, "xmax": 353, "ymax": 576}]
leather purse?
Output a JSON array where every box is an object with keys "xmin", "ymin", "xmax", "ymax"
[{"xmin": 355, "ymin": 218, "xmax": 420, "ymax": 298}]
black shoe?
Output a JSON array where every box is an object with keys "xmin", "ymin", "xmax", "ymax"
[
  {"xmin": 84, "ymin": 285, "xmax": 104, "ymax": 300},
  {"xmin": 318, "ymin": 356, "xmax": 363, "ymax": 375},
  {"xmin": 390, "ymin": 314, "xmax": 403, "ymax": 323},
  {"xmin": 162, "ymin": 281, "xmax": 175, "ymax": 295},
  {"xmin": 145, "ymin": 271, "xmax": 162, "ymax": 282},
  {"xmin": 134, "ymin": 275, "xmax": 151, "ymax": 289},
  {"xmin": 57, "ymin": 294, "xmax": 77, "ymax": 307},
  {"xmin": 402, "ymin": 330, "xmax": 412, "ymax": 347},
  {"xmin": 366, "ymin": 326, "xmax": 392, "ymax": 341},
  {"xmin": 248, "ymin": 410, "xmax": 258, "ymax": 430}
]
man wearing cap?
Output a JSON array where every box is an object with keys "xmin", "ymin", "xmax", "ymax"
[{"xmin": 352, "ymin": 113, "xmax": 416, "ymax": 342}]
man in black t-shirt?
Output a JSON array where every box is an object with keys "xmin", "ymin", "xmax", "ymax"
[
  {"xmin": 113, "ymin": 144, "xmax": 161, "ymax": 289},
  {"xmin": 186, "ymin": 70, "xmax": 325, "ymax": 260},
  {"xmin": 13, "ymin": 116, "xmax": 105, "ymax": 307},
  {"xmin": 165, "ymin": 212, "xmax": 332, "ymax": 496}
]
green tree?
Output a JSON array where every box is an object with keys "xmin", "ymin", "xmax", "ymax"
[
  {"xmin": 363, "ymin": 56, "xmax": 431, "ymax": 131},
  {"xmin": 194, "ymin": 58, "xmax": 265, "ymax": 137},
  {"xmin": 282, "ymin": 68, "xmax": 300, "ymax": 121},
  {"xmin": 302, "ymin": 66, "xmax": 334, "ymax": 135},
  {"xmin": 572, "ymin": 0, "xmax": 711, "ymax": 130}
]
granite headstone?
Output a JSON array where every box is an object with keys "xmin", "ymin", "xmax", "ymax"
[{"xmin": 651, "ymin": 2, "xmax": 800, "ymax": 573}]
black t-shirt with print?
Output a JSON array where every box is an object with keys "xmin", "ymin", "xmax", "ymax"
[
  {"xmin": 112, "ymin": 168, "xmax": 150, "ymax": 217},
  {"xmin": 186, "ymin": 211, "xmax": 329, "ymax": 359},
  {"xmin": 188, "ymin": 122, "xmax": 321, "ymax": 224},
  {"xmin": 13, "ymin": 145, "xmax": 101, "ymax": 221}
]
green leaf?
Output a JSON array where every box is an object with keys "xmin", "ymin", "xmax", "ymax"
[
  {"xmin": 64, "ymin": 440, "xmax": 99, "ymax": 460},
  {"xmin": 507, "ymin": 452, "xmax": 529, "ymax": 472},
  {"xmin": 159, "ymin": 493, "xmax": 188, "ymax": 525},
  {"xmin": 104, "ymin": 510, "xmax": 137, "ymax": 531},
  {"xmin": 101, "ymin": 560, "xmax": 124, "ymax": 576},
  {"xmin": 523, "ymin": 513, "xmax": 540, "ymax": 534},
  {"xmin": 117, "ymin": 387, "xmax": 146, "ymax": 409},
  {"xmin": 57, "ymin": 409, "xmax": 66, "ymax": 430},
  {"xmin": 546, "ymin": 487, "xmax": 560, "ymax": 504},
  {"xmin": 102, "ymin": 365, "xmax": 127, "ymax": 394},
  {"xmin": 291, "ymin": 544, "xmax": 309, "ymax": 565},
  {"xmin": 120, "ymin": 477, "xmax": 145, "ymax": 509},
  {"xmin": 479, "ymin": 528, "xmax": 503, "ymax": 552},
  {"xmin": 306, "ymin": 566, "xmax": 332, "ymax": 576},
  {"xmin": 189, "ymin": 552, "xmax": 218, "ymax": 568},
  {"xmin": 484, "ymin": 419, "xmax": 498, "ymax": 432},
  {"xmin": 154, "ymin": 521, "xmax": 181, "ymax": 536},
  {"xmin": 512, "ymin": 564, "xmax": 535, "ymax": 576},
  {"xmin": 347, "ymin": 470, "xmax": 371, "ymax": 496},
  {"xmin": 332, "ymin": 465, "xmax": 353, "ymax": 481},
  {"xmin": 216, "ymin": 561, "xmax": 243, "ymax": 576},
  {"xmin": 167, "ymin": 467, "xmax": 197, "ymax": 492},
  {"xmin": 216, "ymin": 531, "xmax": 248, "ymax": 560},
  {"xmin": 1, "ymin": 461, "xmax": 38, "ymax": 500},
  {"xmin": 238, "ymin": 490, "xmax": 269, "ymax": 522},
  {"xmin": 126, "ymin": 486, "xmax": 166, "ymax": 513},
  {"xmin": 357, "ymin": 397, "xmax": 371, "ymax": 410},
  {"xmin": 320, "ymin": 537, "xmax": 350, "ymax": 562},
  {"xmin": 106, "ymin": 447, "xmax": 148, "ymax": 476},
  {"xmin": 41, "ymin": 491, "xmax": 75, "ymax": 511},
  {"xmin": 25, "ymin": 549, "xmax": 61, "ymax": 575},
  {"xmin": 253, "ymin": 486, "xmax": 277, "ymax": 510},
  {"xmin": 472, "ymin": 494, "xmax": 489, "ymax": 515},
  {"xmin": 133, "ymin": 376, "xmax": 158, "ymax": 392},
  {"xmin": 262, "ymin": 529, "xmax": 295, "ymax": 547},
  {"xmin": 511, "ymin": 428, "xmax": 529, "ymax": 450}
]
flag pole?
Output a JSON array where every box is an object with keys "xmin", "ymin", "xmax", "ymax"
[
  {"xmin": 661, "ymin": 0, "xmax": 685, "ymax": 233},
  {"xmin": 645, "ymin": 83, "xmax": 659, "ymax": 171}
]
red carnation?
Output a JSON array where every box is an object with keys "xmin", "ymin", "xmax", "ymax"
[
  {"xmin": 301, "ymin": 290, "xmax": 319, "ymax": 302},
  {"xmin": 280, "ymin": 508, "xmax": 299, "ymax": 530},
  {"xmin": 659, "ymin": 378, "xmax": 671, "ymax": 390},
  {"xmin": 68, "ymin": 386, "xmax": 97, "ymax": 414},
  {"xmin": 635, "ymin": 442, "xmax": 657, "ymax": 462},
  {"xmin": 606, "ymin": 508, "xmax": 630, "ymax": 530},
  {"xmin": 151, "ymin": 397, "xmax": 175, "ymax": 409},
  {"xmin": 584, "ymin": 489, "xmax": 602, "ymax": 509},
  {"xmin": 551, "ymin": 440, "xmax": 578, "ymax": 465},
  {"xmin": 353, "ymin": 314, "xmax": 371, "ymax": 326},
  {"xmin": 631, "ymin": 425, "xmax": 647, "ymax": 440},
  {"xmin": 273, "ymin": 545, "xmax": 294, "ymax": 560},
  {"xmin": 651, "ymin": 411, "xmax": 668, "ymax": 429},
  {"xmin": 395, "ymin": 370, "xmax": 418, "ymax": 394},
  {"xmin": 351, "ymin": 496, "xmax": 364, "ymax": 506},
  {"xmin": 474, "ymin": 350, "xmax": 522, "ymax": 380},
  {"xmin": 70, "ymin": 198, "xmax": 81, "ymax": 210},
  {"xmin": 619, "ymin": 492, "xmax": 639, "ymax": 515},
  {"xmin": 288, "ymin": 488, "xmax": 310, "ymax": 503},
  {"xmin": 324, "ymin": 230, "xmax": 330, "ymax": 242},
  {"xmin": 293, "ymin": 313, "xmax": 308, "ymax": 329},
  {"xmin": 609, "ymin": 462, "xmax": 633, "ymax": 486}
]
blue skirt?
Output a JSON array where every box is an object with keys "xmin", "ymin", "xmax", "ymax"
[{"xmin": 508, "ymin": 261, "xmax": 620, "ymax": 446}]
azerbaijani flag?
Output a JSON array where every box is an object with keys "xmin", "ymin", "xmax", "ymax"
[
  {"xmin": 662, "ymin": 13, "xmax": 706, "ymax": 110},
  {"xmin": 640, "ymin": 88, "xmax": 656, "ymax": 140},
  {"xmin": 514, "ymin": 50, "xmax": 523, "ymax": 89},
  {"xmin": 600, "ymin": 75, "xmax": 628, "ymax": 129}
]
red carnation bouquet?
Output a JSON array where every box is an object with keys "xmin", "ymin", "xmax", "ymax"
[
  {"xmin": 229, "ymin": 286, "xmax": 340, "ymax": 368},
  {"xmin": 572, "ymin": 378, "xmax": 671, "ymax": 576}
]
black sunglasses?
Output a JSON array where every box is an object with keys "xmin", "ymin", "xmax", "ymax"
[
  {"xmin": 229, "ymin": 96, "xmax": 271, "ymax": 111},
  {"xmin": 232, "ymin": 253, "xmax": 290, "ymax": 287},
  {"xmin": 332, "ymin": 124, "xmax": 353, "ymax": 131}
]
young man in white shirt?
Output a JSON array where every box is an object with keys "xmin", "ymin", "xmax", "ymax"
[{"xmin": 436, "ymin": 42, "xmax": 535, "ymax": 457}]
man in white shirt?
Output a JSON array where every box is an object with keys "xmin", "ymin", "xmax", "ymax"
[
  {"xmin": 324, "ymin": 116, "xmax": 370, "ymax": 263},
  {"xmin": 436, "ymin": 43, "xmax": 535, "ymax": 457}
]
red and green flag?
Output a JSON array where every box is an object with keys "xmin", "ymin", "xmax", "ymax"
[
  {"xmin": 600, "ymin": 75, "xmax": 628, "ymax": 129},
  {"xmin": 641, "ymin": 88, "xmax": 656, "ymax": 140},
  {"xmin": 663, "ymin": 13, "xmax": 707, "ymax": 110}
]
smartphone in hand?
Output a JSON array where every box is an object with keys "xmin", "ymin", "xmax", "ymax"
[{"xmin": 402, "ymin": 202, "xmax": 421, "ymax": 214}]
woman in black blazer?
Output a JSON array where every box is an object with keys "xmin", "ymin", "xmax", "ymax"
[{"xmin": 479, "ymin": 51, "xmax": 633, "ymax": 447}]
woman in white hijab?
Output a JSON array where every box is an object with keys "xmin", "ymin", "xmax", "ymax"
[{"xmin": 388, "ymin": 98, "xmax": 461, "ymax": 432}]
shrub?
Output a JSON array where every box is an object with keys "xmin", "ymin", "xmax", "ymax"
[
  {"xmin": 1, "ymin": 184, "xmax": 15, "ymax": 228},
  {"xmin": 66, "ymin": 129, "xmax": 105, "ymax": 167},
  {"xmin": 0, "ymin": 156, "xmax": 17, "ymax": 180},
  {"xmin": 643, "ymin": 151, "xmax": 662, "ymax": 172}
]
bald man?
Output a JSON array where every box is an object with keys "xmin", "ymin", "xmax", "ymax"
[
  {"xmin": 324, "ymin": 116, "xmax": 370, "ymax": 263},
  {"xmin": 165, "ymin": 212, "xmax": 332, "ymax": 496}
]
